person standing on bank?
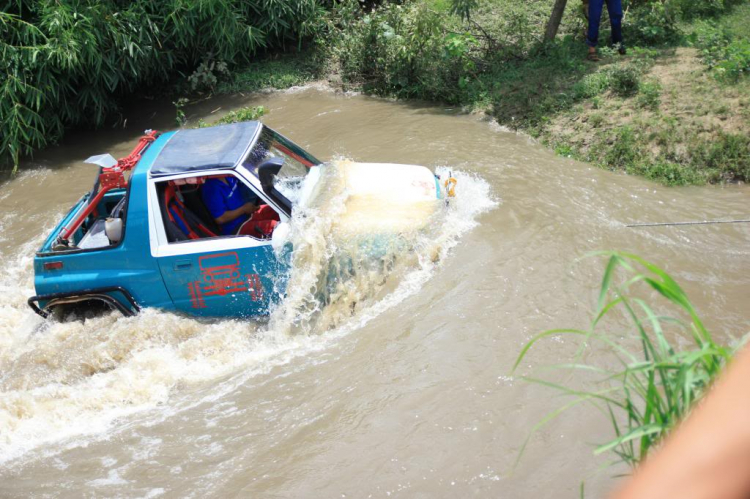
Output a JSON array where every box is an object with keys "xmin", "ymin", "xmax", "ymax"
[{"xmin": 586, "ymin": 0, "xmax": 626, "ymax": 61}]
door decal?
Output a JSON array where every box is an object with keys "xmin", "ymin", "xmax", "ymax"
[{"xmin": 188, "ymin": 252, "xmax": 265, "ymax": 308}]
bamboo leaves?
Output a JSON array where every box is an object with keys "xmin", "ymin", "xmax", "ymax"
[{"xmin": 1, "ymin": 0, "xmax": 324, "ymax": 173}]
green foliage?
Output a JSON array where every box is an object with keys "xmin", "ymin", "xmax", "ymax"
[
  {"xmin": 689, "ymin": 132, "xmax": 750, "ymax": 181},
  {"xmin": 513, "ymin": 253, "xmax": 736, "ymax": 468},
  {"xmin": 324, "ymin": 1, "xmax": 467, "ymax": 102},
  {"xmin": 688, "ymin": 3, "xmax": 750, "ymax": 81},
  {"xmin": 622, "ymin": 0, "xmax": 746, "ymax": 45},
  {"xmin": 212, "ymin": 106, "xmax": 267, "ymax": 126},
  {"xmin": 192, "ymin": 106, "xmax": 267, "ymax": 128},
  {"xmin": 630, "ymin": 160, "xmax": 705, "ymax": 185},
  {"xmin": 217, "ymin": 56, "xmax": 322, "ymax": 94},
  {"xmin": 1, "ymin": 0, "xmax": 324, "ymax": 172},
  {"xmin": 714, "ymin": 38, "xmax": 750, "ymax": 81},
  {"xmin": 624, "ymin": 0, "xmax": 680, "ymax": 45},
  {"xmin": 604, "ymin": 126, "xmax": 643, "ymax": 168},
  {"xmin": 448, "ymin": 0, "xmax": 478, "ymax": 21},
  {"xmin": 608, "ymin": 65, "xmax": 642, "ymax": 96},
  {"xmin": 324, "ymin": 0, "xmax": 563, "ymax": 104},
  {"xmin": 573, "ymin": 58, "xmax": 656, "ymax": 102},
  {"xmin": 174, "ymin": 98, "xmax": 189, "ymax": 127},
  {"xmin": 573, "ymin": 72, "xmax": 611, "ymax": 99},
  {"xmin": 692, "ymin": 22, "xmax": 750, "ymax": 81},
  {"xmin": 188, "ymin": 55, "xmax": 230, "ymax": 92},
  {"xmin": 672, "ymin": 0, "xmax": 745, "ymax": 19}
]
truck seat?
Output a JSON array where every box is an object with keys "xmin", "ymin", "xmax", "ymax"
[
  {"xmin": 179, "ymin": 186, "xmax": 222, "ymax": 235},
  {"xmin": 161, "ymin": 184, "xmax": 217, "ymax": 241}
]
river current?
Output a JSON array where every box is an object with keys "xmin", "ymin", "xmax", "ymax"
[{"xmin": 1, "ymin": 88, "xmax": 749, "ymax": 498}]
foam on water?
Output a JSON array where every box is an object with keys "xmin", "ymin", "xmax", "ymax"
[{"xmin": 0, "ymin": 163, "xmax": 496, "ymax": 466}]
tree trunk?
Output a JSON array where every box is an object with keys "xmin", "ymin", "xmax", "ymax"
[{"xmin": 544, "ymin": 0, "xmax": 569, "ymax": 41}]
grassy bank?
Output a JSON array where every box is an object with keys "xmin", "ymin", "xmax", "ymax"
[
  {"xmin": 314, "ymin": 0, "xmax": 750, "ymax": 185},
  {"xmin": 215, "ymin": 56, "xmax": 325, "ymax": 95},
  {"xmin": 214, "ymin": 0, "xmax": 749, "ymax": 186}
]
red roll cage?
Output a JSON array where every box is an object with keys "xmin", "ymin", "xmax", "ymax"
[{"xmin": 59, "ymin": 130, "xmax": 160, "ymax": 244}]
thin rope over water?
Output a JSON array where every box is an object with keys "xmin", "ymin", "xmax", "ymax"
[{"xmin": 627, "ymin": 219, "xmax": 750, "ymax": 228}]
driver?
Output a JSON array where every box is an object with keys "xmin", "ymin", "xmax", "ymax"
[{"xmin": 201, "ymin": 176, "xmax": 279, "ymax": 238}]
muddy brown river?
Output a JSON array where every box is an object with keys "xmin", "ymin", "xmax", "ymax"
[{"xmin": 1, "ymin": 88, "xmax": 749, "ymax": 498}]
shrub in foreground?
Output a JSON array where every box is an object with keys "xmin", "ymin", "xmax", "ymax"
[{"xmin": 513, "ymin": 252, "xmax": 738, "ymax": 468}]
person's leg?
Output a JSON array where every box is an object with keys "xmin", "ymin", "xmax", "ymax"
[
  {"xmin": 587, "ymin": 0, "xmax": 605, "ymax": 49},
  {"xmin": 606, "ymin": 0, "xmax": 624, "ymax": 50}
]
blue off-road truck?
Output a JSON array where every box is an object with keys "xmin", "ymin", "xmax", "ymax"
[{"xmin": 29, "ymin": 122, "xmax": 451, "ymax": 320}]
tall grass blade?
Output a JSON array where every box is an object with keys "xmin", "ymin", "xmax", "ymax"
[{"xmin": 515, "ymin": 252, "xmax": 739, "ymax": 470}]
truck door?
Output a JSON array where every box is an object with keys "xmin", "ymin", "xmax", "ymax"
[
  {"xmin": 157, "ymin": 244, "xmax": 284, "ymax": 317},
  {"xmin": 150, "ymin": 174, "xmax": 288, "ymax": 318}
]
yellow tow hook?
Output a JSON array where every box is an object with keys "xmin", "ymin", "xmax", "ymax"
[{"xmin": 444, "ymin": 177, "xmax": 457, "ymax": 199}]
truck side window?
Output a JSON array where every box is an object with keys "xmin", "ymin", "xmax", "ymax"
[{"xmin": 157, "ymin": 176, "xmax": 279, "ymax": 243}]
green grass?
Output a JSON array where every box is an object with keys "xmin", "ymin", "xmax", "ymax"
[
  {"xmin": 194, "ymin": 106, "xmax": 267, "ymax": 128},
  {"xmin": 513, "ymin": 252, "xmax": 738, "ymax": 468},
  {"xmin": 216, "ymin": 55, "xmax": 323, "ymax": 94}
]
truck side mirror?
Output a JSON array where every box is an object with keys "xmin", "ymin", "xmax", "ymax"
[{"xmin": 257, "ymin": 157, "xmax": 284, "ymax": 195}]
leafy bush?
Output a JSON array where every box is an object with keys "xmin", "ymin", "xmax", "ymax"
[
  {"xmin": 672, "ymin": 0, "xmax": 745, "ymax": 19},
  {"xmin": 688, "ymin": 4, "xmax": 750, "ymax": 82},
  {"xmin": 324, "ymin": 1, "xmax": 471, "ymax": 102},
  {"xmin": 573, "ymin": 72, "xmax": 611, "ymax": 99},
  {"xmin": 623, "ymin": 0, "xmax": 680, "ymax": 45},
  {"xmin": 618, "ymin": 0, "xmax": 746, "ymax": 46},
  {"xmin": 714, "ymin": 38, "xmax": 750, "ymax": 81},
  {"xmin": 608, "ymin": 64, "xmax": 642, "ymax": 96},
  {"xmin": 188, "ymin": 56, "xmax": 230, "ymax": 92},
  {"xmin": 195, "ymin": 106, "xmax": 267, "ymax": 128},
  {"xmin": 514, "ymin": 253, "xmax": 736, "ymax": 468},
  {"xmin": 689, "ymin": 132, "xmax": 750, "ymax": 181}
]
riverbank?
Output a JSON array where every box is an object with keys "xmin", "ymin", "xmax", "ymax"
[
  {"xmin": 213, "ymin": 1, "xmax": 750, "ymax": 186},
  {"xmin": 5, "ymin": 0, "xmax": 748, "ymax": 185}
]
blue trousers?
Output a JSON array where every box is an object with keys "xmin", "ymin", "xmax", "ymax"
[{"xmin": 586, "ymin": 0, "xmax": 624, "ymax": 48}]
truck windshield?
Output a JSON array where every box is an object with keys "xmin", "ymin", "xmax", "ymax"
[
  {"xmin": 242, "ymin": 126, "xmax": 322, "ymax": 204},
  {"xmin": 243, "ymin": 126, "xmax": 321, "ymax": 179}
]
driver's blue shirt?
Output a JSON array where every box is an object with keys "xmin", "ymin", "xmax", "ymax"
[{"xmin": 201, "ymin": 177, "xmax": 255, "ymax": 235}]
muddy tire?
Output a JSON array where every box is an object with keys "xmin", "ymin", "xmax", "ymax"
[{"xmin": 47, "ymin": 300, "xmax": 115, "ymax": 322}]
